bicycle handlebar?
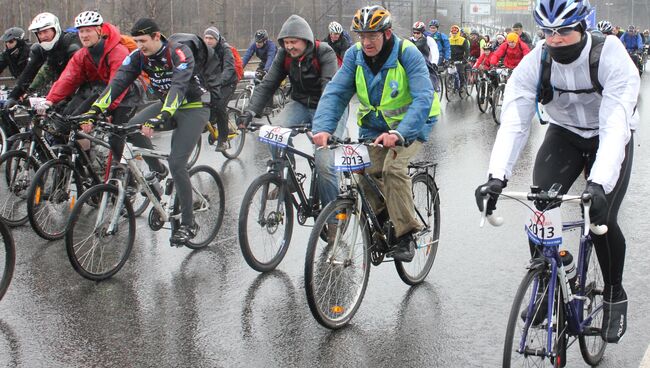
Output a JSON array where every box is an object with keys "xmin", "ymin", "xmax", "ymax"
[{"xmin": 478, "ymin": 189, "xmax": 608, "ymax": 236}]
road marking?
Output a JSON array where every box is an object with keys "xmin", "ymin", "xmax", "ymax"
[{"xmin": 640, "ymin": 345, "xmax": 650, "ymax": 368}]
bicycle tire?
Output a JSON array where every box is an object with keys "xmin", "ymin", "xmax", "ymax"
[
  {"xmin": 503, "ymin": 266, "xmax": 566, "ymax": 367},
  {"xmin": 174, "ymin": 165, "xmax": 225, "ymax": 249},
  {"xmin": 305, "ymin": 198, "xmax": 371, "ymax": 329},
  {"xmin": 221, "ymin": 109, "xmax": 246, "ymax": 159},
  {"xmin": 492, "ymin": 84, "xmax": 505, "ymax": 125},
  {"xmin": 235, "ymin": 89, "xmax": 252, "ymax": 112},
  {"xmin": 125, "ymin": 159, "xmax": 151, "ymax": 217},
  {"xmin": 0, "ymin": 126, "xmax": 7, "ymax": 156},
  {"xmin": 0, "ymin": 219, "xmax": 15, "ymax": 301},
  {"xmin": 238, "ymin": 173, "xmax": 293, "ymax": 272},
  {"xmin": 27, "ymin": 159, "xmax": 82, "ymax": 240},
  {"xmin": 579, "ymin": 243, "xmax": 607, "ymax": 365},
  {"xmin": 65, "ymin": 184, "xmax": 135, "ymax": 281},
  {"xmin": 186, "ymin": 136, "xmax": 201, "ymax": 169},
  {"xmin": 395, "ymin": 173, "xmax": 440, "ymax": 285},
  {"xmin": 445, "ymin": 74, "xmax": 456, "ymax": 102},
  {"xmin": 477, "ymin": 80, "xmax": 490, "ymax": 113},
  {"xmin": 0, "ymin": 150, "xmax": 40, "ymax": 226},
  {"xmin": 437, "ymin": 69, "xmax": 445, "ymax": 101}
]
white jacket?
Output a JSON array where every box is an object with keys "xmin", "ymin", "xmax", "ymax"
[{"xmin": 488, "ymin": 33, "xmax": 640, "ymax": 193}]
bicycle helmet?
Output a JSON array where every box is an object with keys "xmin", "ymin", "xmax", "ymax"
[
  {"xmin": 74, "ymin": 11, "xmax": 104, "ymax": 29},
  {"xmin": 254, "ymin": 29, "xmax": 268, "ymax": 42},
  {"xmin": 351, "ymin": 5, "xmax": 392, "ymax": 33},
  {"xmin": 533, "ymin": 0, "xmax": 592, "ymax": 28},
  {"xmin": 1, "ymin": 27, "xmax": 25, "ymax": 42},
  {"xmin": 28, "ymin": 12, "xmax": 61, "ymax": 51},
  {"xmin": 412, "ymin": 21, "xmax": 426, "ymax": 33},
  {"xmin": 470, "ymin": 29, "xmax": 479, "ymax": 35},
  {"xmin": 627, "ymin": 25, "xmax": 636, "ymax": 32},
  {"xmin": 429, "ymin": 19, "xmax": 440, "ymax": 28},
  {"xmin": 328, "ymin": 21, "xmax": 344, "ymax": 34},
  {"xmin": 597, "ymin": 20, "xmax": 612, "ymax": 33}
]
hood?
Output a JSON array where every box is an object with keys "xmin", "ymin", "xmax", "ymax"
[
  {"xmin": 100, "ymin": 22, "xmax": 122, "ymax": 52},
  {"xmin": 277, "ymin": 15, "xmax": 314, "ymax": 48}
]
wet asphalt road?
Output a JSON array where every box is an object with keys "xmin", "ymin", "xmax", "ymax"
[{"xmin": 0, "ymin": 78, "xmax": 649, "ymax": 367}]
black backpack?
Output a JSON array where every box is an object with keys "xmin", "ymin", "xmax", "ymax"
[{"xmin": 537, "ymin": 31, "xmax": 605, "ymax": 108}]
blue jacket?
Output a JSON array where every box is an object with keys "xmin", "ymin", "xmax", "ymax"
[
  {"xmin": 242, "ymin": 40, "xmax": 277, "ymax": 71},
  {"xmin": 431, "ymin": 31, "xmax": 451, "ymax": 61},
  {"xmin": 312, "ymin": 35, "xmax": 435, "ymax": 143},
  {"xmin": 620, "ymin": 33, "xmax": 643, "ymax": 51}
]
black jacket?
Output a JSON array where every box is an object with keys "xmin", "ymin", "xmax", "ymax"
[
  {"xmin": 323, "ymin": 35, "xmax": 351, "ymax": 60},
  {"xmin": 0, "ymin": 40, "xmax": 31, "ymax": 78},
  {"xmin": 247, "ymin": 42, "xmax": 337, "ymax": 115},
  {"xmin": 9, "ymin": 32, "xmax": 80, "ymax": 99},
  {"xmin": 205, "ymin": 39, "xmax": 238, "ymax": 93}
]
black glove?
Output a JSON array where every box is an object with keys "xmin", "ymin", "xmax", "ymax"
[
  {"xmin": 144, "ymin": 111, "xmax": 171, "ymax": 129},
  {"xmin": 583, "ymin": 181, "xmax": 608, "ymax": 225},
  {"xmin": 4, "ymin": 98, "xmax": 18, "ymax": 110},
  {"xmin": 475, "ymin": 177, "xmax": 506, "ymax": 215},
  {"xmin": 80, "ymin": 106, "xmax": 101, "ymax": 126},
  {"xmin": 237, "ymin": 110, "xmax": 254, "ymax": 128}
]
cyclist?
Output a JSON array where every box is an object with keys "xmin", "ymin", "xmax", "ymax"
[
  {"xmin": 242, "ymin": 29, "xmax": 277, "ymax": 75},
  {"xmin": 489, "ymin": 32, "xmax": 530, "ymax": 69},
  {"xmin": 491, "ymin": 33, "xmax": 506, "ymax": 50},
  {"xmin": 311, "ymin": 5, "xmax": 440, "ymax": 262},
  {"xmin": 468, "ymin": 29, "xmax": 485, "ymax": 59},
  {"xmin": 0, "ymin": 27, "xmax": 31, "ymax": 79},
  {"xmin": 643, "ymin": 30, "xmax": 650, "ymax": 45},
  {"xmin": 512, "ymin": 22, "xmax": 534, "ymax": 49},
  {"xmin": 475, "ymin": 0, "xmax": 638, "ymax": 343},
  {"xmin": 621, "ymin": 25, "xmax": 643, "ymax": 72},
  {"xmin": 83, "ymin": 18, "xmax": 210, "ymax": 246},
  {"xmin": 203, "ymin": 26, "xmax": 238, "ymax": 151},
  {"xmin": 597, "ymin": 20, "xmax": 614, "ymax": 35},
  {"xmin": 237, "ymin": 14, "xmax": 347, "ymax": 222},
  {"xmin": 428, "ymin": 19, "xmax": 450, "ymax": 67},
  {"xmin": 323, "ymin": 21, "xmax": 352, "ymax": 66},
  {"xmin": 5, "ymin": 12, "xmax": 81, "ymax": 109},
  {"xmin": 473, "ymin": 44, "xmax": 495, "ymax": 70},
  {"xmin": 410, "ymin": 21, "xmax": 440, "ymax": 89},
  {"xmin": 449, "ymin": 24, "xmax": 470, "ymax": 86}
]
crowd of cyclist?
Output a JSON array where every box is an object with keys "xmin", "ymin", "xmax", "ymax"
[{"xmin": 0, "ymin": 0, "xmax": 645, "ymax": 347}]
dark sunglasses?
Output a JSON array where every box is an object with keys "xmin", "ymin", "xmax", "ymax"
[
  {"xmin": 540, "ymin": 23, "xmax": 579, "ymax": 37},
  {"xmin": 413, "ymin": 31, "xmax": 421, "ymax": 35}
]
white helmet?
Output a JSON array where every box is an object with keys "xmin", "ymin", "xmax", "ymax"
[
  {"xmin": 328, "ymin": 21, "xmax": 343, "ymax": 34},
  {"xmin": 74, "ymin": 11, "xmax": 104, "ymax": 29},
  {"xmin": 28, "ymin": 12, "xmax": 61, "ymax": 51}
]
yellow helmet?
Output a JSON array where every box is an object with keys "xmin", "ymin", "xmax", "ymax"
[{"xmin": 352, "ymin": 5, "xmax": 392, "ymax": 33}]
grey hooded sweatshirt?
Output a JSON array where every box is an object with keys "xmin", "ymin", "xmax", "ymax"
[{"xmin": 246, "ymin": 14, "xmax": 338, "ymax": 115}]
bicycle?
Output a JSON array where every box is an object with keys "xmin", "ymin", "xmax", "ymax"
[
  {"xmin": 205, "ymin": 106, "xmax": 247, "ymax": 159},
  {"xmin": 234, "ymin": 71, "xmax": 286, "ymax": 118},
  {"xmin": 304, "ymin": 140, "xmax": 440, "ymax": 329},
  {"xmin": 238, "ymin": 124, "xmax": 324, "ymax": 272},
  {"xmin": 26, "ymin": 114, "xmax": 149, "ymax": 240},
  {"xmin": 65, "ymin": 121, "xmax": 225, "ymax": 281},
  {"xmin": 477, "ymin": 68, "xmax": 498, "ymax": 114},
  {"xmin": 478, "ymin": 184, "xmax": 609, "ymax": 367},
  {"xmin": 491, "ymin": 67, "xmax": 512, "ymax": 125},
  {"xmin": 465, "ymin": 58, "xmax": 479, "ymax": 96},
  {"xmin": 445, "ymin": 61, "xmax": 469, "ymax": 101},
  {"xmin": 0, "ymin": 218, "xmax": 15, "ymax": 302}
]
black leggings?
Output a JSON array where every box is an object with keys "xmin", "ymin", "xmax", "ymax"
[{"xmin": 533, "ymin": 124, "xmax": 634, "ymax": 288}]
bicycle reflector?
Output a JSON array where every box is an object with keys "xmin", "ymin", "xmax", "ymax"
[
  {"xmin": 330, "ymin": 305, "xmax": 345, "ymax": 314},
  {"xmin": 335, "ymin": 213, "xmax": 347, "ymax": 220}
]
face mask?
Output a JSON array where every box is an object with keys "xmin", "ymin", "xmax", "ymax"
[{"xmin": 546, "ymin": 34, "xmax": 587, "ymax": 64}]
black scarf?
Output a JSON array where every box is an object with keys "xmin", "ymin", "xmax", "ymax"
[
  {"xmin": 89, "ymin": 38, "xmax": 106, "ymax": 67},
  {"xmin": 547, "ymin": 33, "xmax": 587, "ymax": 64},
  {"xmin": 363, "ymin": 35, "xmax": 395, "ymax": 75}
]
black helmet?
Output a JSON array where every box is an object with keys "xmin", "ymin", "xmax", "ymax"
[
  {"xmin": 255, "ymin": 29, "xmax": 268, "ymax": 42},
  {"xmin": 2, "ymin": 27, "xmax": 25, "ymax": 42}
]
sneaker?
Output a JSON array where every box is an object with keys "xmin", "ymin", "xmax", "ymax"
[
  {"xmin": 170, "ymin": 222, "xmax": 199, "ymax": 247},
  {"xmin": 144, "ymin": 165, "xmax": 169, "ymax": 182},
  {"xmin": 215, "ymin": 141, "xmax": 228, "ymax": 152},
  {"xmin": 388, "ymin": 233, "xmax": 415, "ymax": 262},
  {"xmin": 602, "ymin": 287, "xmax": 627, "ymax": 343}
]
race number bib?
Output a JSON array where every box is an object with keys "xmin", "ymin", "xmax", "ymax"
[
  {"xmin": 258, "ymin": 125, "xmax": 292, "ymax": 147},
  {"xmin": 0, "ymin": 90, "xmax": 7, "ymax": 100},
  {"xmin": 526, "ymin": 207, "xmax": 563, "ymax": 246},
  {"xmin": 334, "ymin": 144, "xmax": 371, "ymax": 172},
  {"xmin": 28, "ymin": 97, "xmax": 47, "ymax": 108}
]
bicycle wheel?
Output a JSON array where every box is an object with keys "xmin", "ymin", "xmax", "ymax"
[
  {"xmin": 0, "ymin": 126, "xmax": 7, "ymax": 156},
  {"xmin": 221, "ymin": 109, "xmax": 246, "ymax": 159},
  {"xmin": 395, "ymin": 174, "xmax": 440, "ymax": 285},
  {"xmin": 503, "ymin": 266, "xmax": 566, "ymax": 367},
  {"xmin": 238, "ymin": 173, "xmax": 293, "ymax": 272},
  {"xmin": 186, "ymin": 136, "xmax": 201, "ymax": 169},
  {"xmin": 305, "ymin": 198, "xmax": 371, "ymax": 329},
  {"xmin": 235, "ymin": 89, "xmax": 251, "ymax": 111},
  {"xmin": 492, "ymin": 85, "xmax": 505, "ymax": 125},
  {"xmin": 176, "ymin": 165, "xmax": 225, "ymax": 249},
  {"xmin": 0, "ymin": 219, "xmax": 15, "ymax": 301},
  {"xmin": 445, "ymin": 74, "xmax": 457, "ymax": 102},
  {"xmin": 437, "ymin": 69, "xmax": 445, "ymax": 101},
  {"xmin": 477, "ymin": 80, "xmax": 490, "ymax": 113},
  {"xmin": 0, "ymin": 150, "xmax": 40, "ymax": 226},
  {"xmin": 579, "ymin": 245, "xmax": 607, "ymax": 365},
  {"xmin": 27, "ymin": 159, "xmax": 82, "ymax": 240},
  {"xmin": 65, "ymin": 184, "xmax": 135, "ymax": 281}
]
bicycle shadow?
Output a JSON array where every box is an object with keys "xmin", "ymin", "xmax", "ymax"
[{"xmin": 0, "ymin": 319, "xmax": 21, "ymax": 367}]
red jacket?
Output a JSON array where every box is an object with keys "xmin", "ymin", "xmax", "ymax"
[
  {"xmin": 47, "ymin": 23, "xmax": 129, "ymax": 110},
  {"xmin": 473, "ymin": 52, "xmax": 495, "ymax": 69},
  {"xmin": 489, "ymin": 40, "xmax": 530, "ymax": 69}
]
